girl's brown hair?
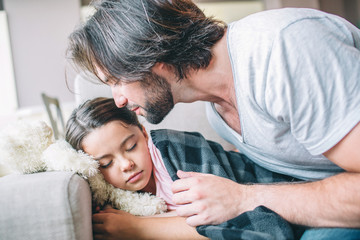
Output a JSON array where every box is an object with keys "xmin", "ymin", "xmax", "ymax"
[{"xmin": 65, "ymin": 97, "xmax": 142, "ymax": 151}]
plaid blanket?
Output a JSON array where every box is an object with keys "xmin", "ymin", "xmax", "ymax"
[{"xmin": 151, "ymin": 129, "xmax": 305, "ymax": 240}]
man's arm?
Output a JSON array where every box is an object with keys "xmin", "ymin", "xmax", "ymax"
[
  {"xmin": 324, "ymin": 122, "xmax": 360, "ymax": 172},
  {"xmin": 172, "ymin": 123, "xmax": 360, "ymax": 227},
  {"xmin": 92, "ymin": 208, "xmax": 208, "ymax": 240},
  {"xmin": 251, "ymin": 172, "xmax": 360, "ymax": 227},
  {"xmin": 267, "ymin": 121, "xmax": 360, "ymax": 227},
  {"xmin": 173, "ymin": 172, "xmax": 360, "ymax": 228}
]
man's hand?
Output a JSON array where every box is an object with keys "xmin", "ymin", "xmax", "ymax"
[
  {"xmin": 172, "ymin": 170, "xmax": 249, "ymax": 227},
  {"xmin": 172, "ymin": 170, "xmax": 360, "ymax": 228},
  {"xmin": 92, "ymin": 208, "xmax": 139, "ymax": 240}
]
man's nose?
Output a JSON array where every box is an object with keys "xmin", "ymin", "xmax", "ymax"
[{"xmin": 111, "ymin": 86, "xmax": 128, "ymax": 108}]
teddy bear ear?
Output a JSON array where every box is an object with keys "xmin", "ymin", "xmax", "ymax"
[{"xmin": 43, "ymin": 140, "xmax": 99, "ymax": 178}]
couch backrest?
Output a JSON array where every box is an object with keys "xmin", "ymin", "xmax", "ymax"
[{"xmin": 74, "ymin": 72, "xmax": 234, "ymax": 150}]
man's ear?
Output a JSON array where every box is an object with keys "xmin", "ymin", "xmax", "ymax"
[
  {"xmin": 152, "ymin": 63, "xmax": 174, "ymax": 80},
  {"xmin": 152, "ymin": 62, "xmax": 165, "ymax": 73}
]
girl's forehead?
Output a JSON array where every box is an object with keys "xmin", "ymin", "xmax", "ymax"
[
  {"xmin": 101, "ymin": 120, "xmax": 136, "ymax": 134},
  {"xmin": 86, "ymin": 121, "xmax": 134, "ymax": 142},
  {"xmin": 82, "ymin": 121, "xmax": 141, "ymax": 153}
]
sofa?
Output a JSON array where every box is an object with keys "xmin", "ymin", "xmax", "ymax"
[
  {"xmin": 0, "ymin": 171, "xmax": 92, "ymax": 240},
  {"xmin": 0, "ymin": 72, "xmax": 233, "ymax": 240}
]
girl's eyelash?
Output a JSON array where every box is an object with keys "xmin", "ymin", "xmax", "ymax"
[
  {"xmin": 126, "ymin": 143, "xmax": 137, "ymax": 152},
  {"xmin": 101, "ymin": 160, "xmax": 113, "ymax": 169},
  {"xmin": 100, "ymin": 143, "xmax": 137, "ymax": 168}
]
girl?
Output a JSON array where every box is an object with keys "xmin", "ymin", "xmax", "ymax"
[{"xmin": 65, "ymin": 97, "xmax": 302, "ymax": 240}]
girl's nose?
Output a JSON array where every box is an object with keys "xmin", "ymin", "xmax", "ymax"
[
  {"xmin": 111, "ymin": 86, "xmax": 128, "ymax": 108},
  {"xmin": 119, "ymin": 158, "xmax": 134, "ymax": 172}
]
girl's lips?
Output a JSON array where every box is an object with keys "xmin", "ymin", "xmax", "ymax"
[{"xmin": 127, "ymin": 171, "xmax": 143, "ymax": 183}]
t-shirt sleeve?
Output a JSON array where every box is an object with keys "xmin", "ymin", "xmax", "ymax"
[{"xmin": 265, "ymin": 16, "xmax": 360, "ymax": 155}]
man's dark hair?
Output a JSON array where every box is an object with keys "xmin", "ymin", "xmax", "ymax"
[{"xmin": 67, "ymin": 0, "xmax": 226, "ymax": 83}]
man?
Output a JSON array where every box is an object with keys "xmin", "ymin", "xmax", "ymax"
[{"xmin": 67, "ymin": 0, "xmax": 360, "ymax": 238}]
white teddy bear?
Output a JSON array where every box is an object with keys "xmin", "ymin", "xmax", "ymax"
[{"xmin": 0, "ymin": 120, "xmax": 167, "ymax": 216}]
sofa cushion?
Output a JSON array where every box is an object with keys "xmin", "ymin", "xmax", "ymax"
[{"xmin": 0, "ymin": 171, "xmax": 92, "ymax": 240}]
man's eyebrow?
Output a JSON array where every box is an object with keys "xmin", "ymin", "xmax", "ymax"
[{"xmin": 93, "ymin": 134, "xmax": 136, "ymax": 161}]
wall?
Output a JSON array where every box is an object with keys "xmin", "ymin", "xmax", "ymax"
[
  {"xmin": 3, "ymin": 0, "xmax": 359, "ymax": 113},
  {"xmin": 264, "ymin": 0, "xmax": 360, "ymax": 27},
  {"xmin": 0, "ymin": 11, "xmax": 17, "ymax": 116},
  {"xmin": 320, "ymin": 0, "xmax": 360, "ymax": 27},
  {"xmin": 197, "ymin": 1, "xmax": 264, "ymax": 23},
  {"xmin": 3, "ymin": 0, "xmax": 81, "ymax": 109},
  {"xmin": 264, "ymin": 0, "xmax": 319, "ymax": 9},
  {"xmin": 2, "ymin": 0, "xmax": 263, "ymax": 113},
  {"xmin": 0, "ymin": 0, "xmax": 264, "ymax": 131}
]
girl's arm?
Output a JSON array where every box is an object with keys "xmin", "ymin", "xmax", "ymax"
[
  {"xmin": 143, "ymin": 210, "xmax": 178, "ymax": 218},
  {"xmin": 92, "ymin": 208, "xmax": 208, "ymax": 240}
]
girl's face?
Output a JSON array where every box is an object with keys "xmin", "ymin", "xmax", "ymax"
[{"xmin": 82, "ymin": 121, "xmax": 154, "ymax": 192}]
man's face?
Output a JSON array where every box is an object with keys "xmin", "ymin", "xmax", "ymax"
[{"xmin": 108, "ymin": 72, "xmax": 174, "ymax": 124}]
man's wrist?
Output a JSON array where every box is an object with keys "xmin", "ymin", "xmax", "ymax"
[{"xmin": 236, "ymin": 183, "xmax": 259, "ymax": 214}]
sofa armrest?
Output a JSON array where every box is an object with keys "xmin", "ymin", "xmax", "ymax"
[{"xmin": 0, "ymin": 171, "xmax": 92, "ymax": 240}]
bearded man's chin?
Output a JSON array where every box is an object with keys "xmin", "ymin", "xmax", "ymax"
[
  {"xmin": 145, "ymin": 113, "xmax": 165, "ymax": 124},
  {"xmin": 145, "ymin": 107, "xmax": 174, "ymax": 124}
]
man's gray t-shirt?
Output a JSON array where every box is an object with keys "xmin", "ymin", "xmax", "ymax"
[{"xmin": 206, "ymin": 8, "xmax": 360, "ymax": 180}]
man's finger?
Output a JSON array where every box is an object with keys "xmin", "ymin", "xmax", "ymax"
[
  {"xmin": 171, "ymin": 177, "xmax": 193, "ymax": 193},
  {"xmin": 185, "ymin": 214, "xmax": 205, "ymax": 227},
  {"xmin": 177, "ymin": 170, "xmax": 202, "ymax": 179},
  {"xmin": 176, "ymin": 203, "xmax": 200, "ymax": 218},
  {"xmin": 172, "ymin": 189, "xmax": 194, "ymax": 204}
]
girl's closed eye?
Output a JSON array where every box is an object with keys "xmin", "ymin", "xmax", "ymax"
[
  {"xmin": 126, "ymin": 143, "xmax": 137, "ymax": 152},
  {"xmin": 100, "ymin": 159, "xmax": 113, "ymax": 168}
]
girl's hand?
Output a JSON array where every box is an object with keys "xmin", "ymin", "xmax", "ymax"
[
  {"xmin": 92, "ymin": 208, "xmax": 141, "ymax": 240},
  {"xmin": 93, "ymin": 204, "xmax": 112, "ymax": 214}
]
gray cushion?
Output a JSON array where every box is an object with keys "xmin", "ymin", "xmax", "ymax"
[{"xmin": 0, "ymin": 171, "xmax": 92, "ymax": 240}]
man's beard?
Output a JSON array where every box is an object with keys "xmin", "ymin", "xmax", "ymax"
[{"xmin": 141, "ymin": 73, "xmax": 174, "ymax": 124}]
